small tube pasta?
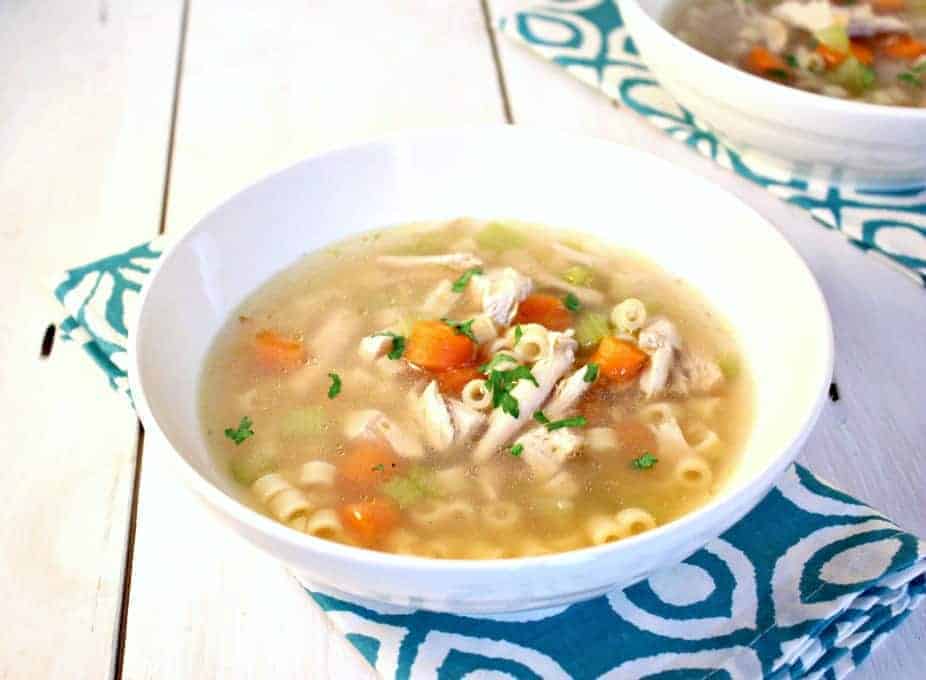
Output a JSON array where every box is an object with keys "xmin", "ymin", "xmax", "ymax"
[
  {"xmin": 267, "ymin": 488, "xmax": 311, "ymax": 522},
  {"xmin": 469, "ymin": 314, "xmax": 498, "ymax": 345},
  {"xmin": 674, "ymin": 455, "xmax": 714, "ymax": 489},
  {"xmin": 297, "ymin": 461, "xmax": 337, "ymax": 488},
  {"xmin": 586, "ymin": 515, "xmax": 624, "ymax": 545},
  {"xmin": 512, "ymin": 324, "xmax": 549, "ymax": 363},
  {"xmin": 481, "ymin": 500, "xmax": 522, "ymax": 530},
  {"xmin": 639, "ymin": 402, "xmax": 678, "ymax": 426},
  {"xmin": 611, "ymin": 298, "xmax": 647, "ymax": 334},
  {"xmin": 461, "ymin": 379, "xmax": 492, "ymax": 411},
  {"xmin": 615, "ymin": 507, "xmax": 657, "ymax": 536},
  {"xmin": 686, "ymin": 422, "xmax": 722, "ymax": 457},
  {"xmin": 304, "ymin": 509, "xmax": 344, "ymax": 540},
  {"xmin": 251, "ymin": 473, "xmax": 291, "ymax": 504}
]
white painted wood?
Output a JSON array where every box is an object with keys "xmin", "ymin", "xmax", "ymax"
[
  {"xmin": 120, "ymin": 2, "xmax": 501, "ymax": 679},
  {"xmin": 490, "ymin": 2, "xmax": 926, "ymax": 675},
  {"xmin": 0, "ymin": 1, "xmax": 182, "ymax": 678}
]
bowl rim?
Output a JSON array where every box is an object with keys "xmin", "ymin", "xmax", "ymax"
[
  {"xmin": 619, "ymin": 0, "xmax": 926, "ymax": 120},
  {"xmin": 128, "ymin": 125, "xmax": 835, "ymax": 573}
]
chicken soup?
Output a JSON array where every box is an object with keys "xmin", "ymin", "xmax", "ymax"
[
  {"xmin": 668, "ymin": 0, "xmax": 926, "ymax": 106},
  {"xmin": 199, "ymin": 219, "xmax": 753, "ymax": 558}
]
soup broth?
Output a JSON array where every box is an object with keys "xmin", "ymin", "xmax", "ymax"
[
  {"xmin": 667, "ymin": 0, "xmax": 926, "ymax": 107},
  {"xmin": 199, "ymin": 219, "xmax": 753, "ymax": 558}
]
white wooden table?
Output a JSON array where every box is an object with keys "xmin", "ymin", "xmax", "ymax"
[{"xmin": 2, "ymin": 2, "xmax": 923, "ymax": 678}]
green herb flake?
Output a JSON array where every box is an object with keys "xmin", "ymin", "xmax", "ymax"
[
  {"xmin": 563, "ymin": 292, "xmax": 582, "ymax": 312},
  {"xmin": 898, "ymin": 65, "xmax": 926, "ymax": 88},
  {"xmin": 534, "ymin": 410, "xmax": 587, "ymax": 431},
  {"xmin": 451, "ymin": 266, "xmax": 483, "ymax": 293},
  {"xmin": 510, "ymin": 443, "xmax": 524, "ymax": 457},
  {"xmin": 583, "ymin": 363, "xmax": 600, "ymax": 383},
  {"xmin": 374, "ymin": 331, "xmax": 406, "ymax": 360},
  {"xmin": 486, "ymin": 364, "xmax": 538, "ymax": 418},
  {"xmin": 785, "ymin": 54, "xmax": 799, "ymax": 68},
  {"xmin": 480, "ymin": 352, "xmax": 517, "ymax": 372},
  {"xmin": 441, "ymin": 317, "xmax": 477, "ymax": 343},
  {"xmin": 327, "ymin": 372, "xmax": 342, "ymax": 399},
  {"xmin": 514, "ymin": 325, "xmax": 524, "ymax": 346},
  {"xmin": 371, "ymin": 463, "xmax": 385, "ymax": 472},
  {"xmin": 631, "ymin": 452, "xmax": 659, "ymax": 470},
  {"xmin": 766, "ymin": 68, "xmax": 790, "ymax": 81},
  {"xmin": 224, "ymin": 416, "xmax": 255, "ymax": 445}
]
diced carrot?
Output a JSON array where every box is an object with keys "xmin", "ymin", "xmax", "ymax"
[
  {"xmin": 816, "ymin": 43, "xmax": 847, "ymax": 68},
  {"xmin": 850, "ymin": 41, "xmax": 875, "ymax": 66},
  {"xmin": 434, "ymin": 366, "xmax": 484, "ymax": 397},
  {"xmin": 512, "ymin": 293, "xmax": 573, "ymax": 331},
  {"xmin": 254, "ymin": 330, "xmax": 306, "ymax": 368},
  {"xmin": 404, "ymin": 320, "xmax": 477, "ymax": 371},
  {"xmin": 744, "ymin": 46, "xmax": 789, "ymax": 76},
  {"xmin": 614, "ymin": 418, "xmax": 659, "ymax": 457},
  {"xmin": 876, "ymin": 33, "xmax": 926, "ymax": 60},
  {"xmin": 339, "ymin": 440, "xmax": 402, "ymax": 489},
  {"xmin": 590, "ymin": 336, "xmax": 649, "ymax": 383},
  {"xmin": 872, "ymin": 0, "xmax": 905, "ymax": 12},
  {"xmin": 340, "ymin": 497, "xmax": 400, "ymax": 545}
]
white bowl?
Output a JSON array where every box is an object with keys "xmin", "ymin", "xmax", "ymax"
[
  {"xmin": 618, "ymin": 0, "xmax": 926, "ymax": 187},
  {"xmin": 129, "ymin": 127, "xmax": 833, "ymax": 614}
]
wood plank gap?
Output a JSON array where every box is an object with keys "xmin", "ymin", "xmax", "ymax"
[
  {"xmin": 480, "ymin": 0, "xmax": 514, "ymax": 123},
  {"xmin": 157, "ymin": 0, "xmax": 191, "ymax": 235},
  {"xmin": 39, "ymin": 323, "xmax": 55, "ymax": 358},
  {"xmin": 111, "ymin": 423, "xmax": 146, "ymax": 680}
]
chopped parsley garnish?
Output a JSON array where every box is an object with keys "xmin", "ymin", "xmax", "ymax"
[
  {"xmin": 563, "ymin": 292, "xmax": 581, "ymax": 311},
  {"xmin": 785, "ymin": 54, "xmax": 799, "ymax": 69},
  {"xmin": 486, "ymin": 364, "xmax": 538, "ymax": 418},
  {"xmin": 327, "ymin": 372, "xmax": 342, "ymax": 399},
  {"xmin": 898, "ymin": 64, "xmax": 925, "ymax": 87},
  {"xmin": 371, "ymin": 463, "xmax": 385, "ymax": 472},
  {"xmin": 441, "ymin": 317, "xmax": 477, "ymax": 343},
  {"xmin": 374, "ymin": 331, "xmax": 406, "ymax": 360},
  {"xmin": 583, "ymin": 363, "xmax": 599, "ymax": 383},
  {"xmin": 514, "ymin": 324, "xmax": 524, "ymax": 346},
  {"xmin": 451, "ymin": 266, "xmax": 483, "ymax": 293},
  {"xmin": 766, "ymin": 68, "xmax": 790, "ymax": 81},
  {"xmin": 631, "ymin": 452, "xmax": 659, "ymax": 470},
  {"xmin": 480, "ymin": 352, "xmax": 517, "ymax": 372},
  {"xmin": 510, "ymin": 443, "xmax": 524, "ymax": 457},
  {"xmin": 533, "ymin": 411, "xmax": 587, "ymax": 431},
  {"xmin": 224, "ymin": 416, "xmax": 254, "ymax": 445}
]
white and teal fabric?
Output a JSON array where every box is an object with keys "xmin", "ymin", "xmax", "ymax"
[
  {"xmin": 498, "ymin": 0, "xmax": 926, "ymax": 287},
  {"xmin": 54, "ymin": 239, "xmax": 926, "ymax": 678}
]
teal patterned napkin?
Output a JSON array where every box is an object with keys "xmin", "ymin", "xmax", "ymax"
[
  {"xmin": 498, "ymin": 0, "xmax": 926, "ymax": 287},
  {"xmin": 53, "ymin": 238, "xmax": 926, "ymax": 679}
]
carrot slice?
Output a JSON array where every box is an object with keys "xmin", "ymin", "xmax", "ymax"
[
  {"xmin": 744, "ymin": 46, "xmax": 790, "ymax": 77},
  {"xmin": 816, "ymin": 43, "xmax": 847, "ymax": 68},
  {"xmin": 339, "ymin": 440, "xmax": 402, "ymax": 489},
  {"xmin": 850, "ymin": 41, "xmax": 875, "ymax": 65},
  {"xmin": 404, "ymin": 320, "xmax": 477, "ymax": 371},
  {"xmin": 254, "ymin": 330, "xmax": 306, "ymax": 368},
  {"xmin": 590, "ymin": 336, "xmax": 649, "ymax": 383},
  {"xmin": 876, "ymin": 33, "xmax": 926, "ymax": 60},
  {"xmin": 871, "ymin": 0, "xmax": 905, "ymax": 12},
  {"xmin": 340, "ymin": 498, "xmax": 400, "ymax": 545},
  {"xmin": 512, "ymin": 293, "xmax": 572, "ymax": 331},
  {"xmin": 434, "ymin": 366, "xmax": 484, "ymax": 397}
]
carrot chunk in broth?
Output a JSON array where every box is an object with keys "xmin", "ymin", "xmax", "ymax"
[
  {"xmin": 340, "ymin": 498, "xmax": 400, "ymax": 545},
  {"xmin": 405, "ymin": 320, "xmax": 477, "ymax": 371},
  {"xmin": 435, "ymin": 366, "xmax": 485, "ymax": 397},
  {"xmin": 339, "ymin": 440, "xmax": 402, "ymax": 489},
  {"xmin": 590, "ymin": 337, "xmax": 649, "ymax": 383},
  {"xmin": 877, "ymin": 33, "xmax": 926, "ymax": 60},
  {"xmin": 254, "ymin": 330, "xmax": 306, "ymax": 369},
  {"xmin": 512, "ymin": 293, "xmax": 572, "ymax": 331}
]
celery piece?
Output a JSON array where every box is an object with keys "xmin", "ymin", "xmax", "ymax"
[
  {"xmin": 562, "ymin": 264, "xmax": 594, "ymax": 287},
  {"xmin": 381, "ymin": 467, "xmax": 436, "ymax": 508},
  {"xmin": 814, "ymin": 24, "xmax": 850, "ymax": 53},
  {"xmin": 575, "ymin": 312, "xmax": 610, "ymax": 349},
  {"xmin": 717, "ymin": 354, "xmax": 740, "ymax": 381},
  {"xmin": 280, "ymin": 406, "xmax": 327, "ymax": 439},
  {"xmin": 474, "ymin": 222, "xmax": 527, "ymax": 252},
  {"xmin": 830, "ymin": 56, "xmax": 875, "ymax": 95},
  {"xmin": 230, "ymin": 446, "xmax": 277, "ymax": 485}
]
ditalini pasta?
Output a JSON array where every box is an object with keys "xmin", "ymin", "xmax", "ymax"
[{"xmin": 200, "ymin": 219, "xmax": 753, "ymax": 558}]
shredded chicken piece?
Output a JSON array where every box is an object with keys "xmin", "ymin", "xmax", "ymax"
[
  {"xmin": 679, "ymin": 352, "xmax": 724, "ymax": 395},
  {"xmin": 651, "ymin": 417, "xmax": 695, "ymax": 459},
  {"xmin": 516, "ymin": 426, "xmax": 583, "ymax": 481},
  {"xmin": 638, "ymin": 318, "xmax": 683, "ymax": 400},
  {"xmin": 543, "ymin": 366, "xmax": 594, "ymax": 420},
  {"xmin": 550, "ymin": 241, "xmax": 606, "ymax": 268},
  {"xmin": 532, "ymin": 270, "xmax": 605, "ymax": 306},
  {"xmin": 358, "ymin": 333, "xmax": 392, "ymax": 361},
  {"xmin": 758, "ymin": 16, "xmax": 789, "ymax": 53},
  {"xmin": 842, "ymin": 4, "xmax": 908, "ymax": 37},
  {"xmin": 473, "ymin": 331, "xmax": 577, "ymax": 462},
  {"xmin": 421, "ymin": 279, "xmax": 458, "ymax": 317},
  {"xmin": 772, "ymin": 0, "xmax": 908, "ymax": 36},
  {"xmin": 448, "ymin": 399, "xmax": 486, "ymax": 443},
  {"xmin": 473, "ymin": 267, "xmax": 534, "ymax": 325},
  {"xmin": 376, "ymin": 252, "xmax": 483, "ymax": 270},
  {"xmin": 469, "ymin": 314, "xmax": 498, "ymax": 345},
  {"xmin": 415, "ymin": 381, "xmax": 455, "ymax": 452},
  {"xmin": 343, "ymin": 409, "xmax": 425, "ymax": 459}
]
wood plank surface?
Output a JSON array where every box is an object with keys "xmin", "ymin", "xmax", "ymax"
[
  {"xmin": 119, "ymin": 2, "xmax": 502, "ymax": 678},
  {"xmin": 489, "ymin": 2, "xmax": 926, "ymax": 676},
  {"xmin": 0, "ymin": 2, "xmax": 183, "ymax": 678}
]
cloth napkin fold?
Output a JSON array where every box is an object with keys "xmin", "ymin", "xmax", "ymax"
[
  {"xmin": 53, "ymin": 238, "xmax": 925, "ymax": 679},
  {"xmin": 497, "ymin": 0, "xmax": 926, "ymax": 287}
]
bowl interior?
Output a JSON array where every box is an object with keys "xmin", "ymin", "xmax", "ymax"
[{"xmin": 133, "ymin": 128, "xmax": 832, "ymax": 544}]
